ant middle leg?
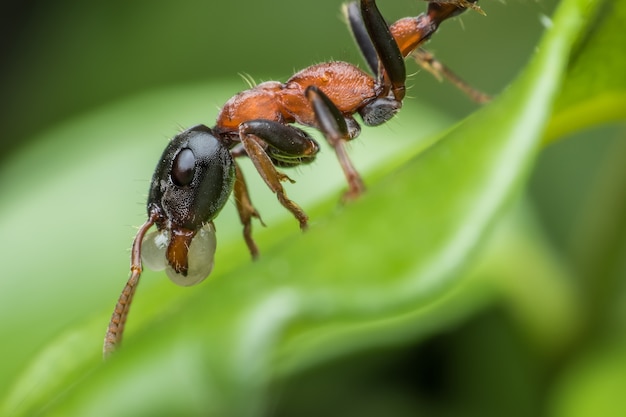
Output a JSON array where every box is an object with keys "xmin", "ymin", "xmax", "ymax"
[
  {"xmin": 232, "ymin": 160, "xmax": 264, "ymax": 259},
  {"xmin": 306, "ymin": 86, "xmax": 366, "ymax": 201},
  {"xmin": 238, "ymin": 120, "xmax": 318, "ymax": 230}
]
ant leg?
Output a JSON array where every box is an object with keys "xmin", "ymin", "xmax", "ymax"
[
  {"xmin": 412, "ymin": 2, "xmax": 490, "ymax": 102},
  {"xmin": 306, "ymin": 86, "xmax": 365, "ymax": 201},
  {"xmin": 413, "ymin": 48, "xmax": 491, "ymax": 103},
  {"xmin": 233, "ymin": 160, "xmax": 265, "ymax": 259},
  {"xmin": 343, "ymin": 1, "xmax": 379, "ymax": 77},
  {"xmin": 360, "ymin": 0, "xmax": 406, "ymax": 100},
  {"xmin": 348, "ymin": 0, "xmax": 404, "ymax": 126},
  {"xmin": 241, "ymin": 119, "xmax": 319, "ymax": 168},
  {"xmin": 238, "ymin": 122, "xmax": 309, "ymax": 230}
]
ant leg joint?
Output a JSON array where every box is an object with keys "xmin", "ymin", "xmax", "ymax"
[
  {"xmin": 358, "ymin": 97, "xmax": 402, "ymax": 126},
  {"xmin": 305, "ymin": 85, "xmax": 351, "ymax": 144},
  {"xmin": 240, "ymin": 119, "xmax": 320, "ymax": 167},
  {"xmin": 345, "ymin": 115, "xmax": 362, "ymax": 140}
]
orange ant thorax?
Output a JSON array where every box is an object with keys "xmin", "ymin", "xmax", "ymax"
[
  {"xmin": 216, "ymin": 62, "xmax": 378, "ymax": 133},
  {"xmin": 215, "ymin": 5, "xmax": 451, "ymax": 135}
]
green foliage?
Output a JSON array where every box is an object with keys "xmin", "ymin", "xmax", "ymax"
[
  {"xmin": 1, "ymin": 0, "xmax": 625, "ymax": 416},
  {"xmin": 547, "ymin": 1, "xmax": 626, "ymax": 141}
]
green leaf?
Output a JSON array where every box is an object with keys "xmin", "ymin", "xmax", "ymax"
[
  {"xmin": 546, "ymin": 1, "xmax": 626, "ymax": 142},
  {"xmin": 550, "ymin": 338, "xmax": 626, "ymax": 417},
  {"xmin": 0, "ymin": 0, "xmax": 607, "ymax": 415},
  {"xmin": 466, "ymin": 202, "xmax": 583, "ymax": 358},
  {"xmin": 0, "ymin": 86, "xmax": 451, "ymax": 416}
]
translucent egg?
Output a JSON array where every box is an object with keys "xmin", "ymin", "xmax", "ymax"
[
  {"xmin": 141, "ymin": 223, "xmax": 217, "ymax": 286},
  {"xmin": 141, "ymin": 229, "xmax": 169, "ymax": 271},
  {"xmin": 166, "ymin": 223, "xmax": 217, "ymax": 286}
]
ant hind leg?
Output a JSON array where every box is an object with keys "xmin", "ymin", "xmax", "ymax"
[
  {"xmin": 413, "ymin": 48, "xmax": 491, "ymax": 104},
  {"xmin": 343, "ymin": 1, "xmax": 379, "ymax": 77},
  {"xmin": 360, "ymin": 0, "xmax": 406, "ymax": 100}
]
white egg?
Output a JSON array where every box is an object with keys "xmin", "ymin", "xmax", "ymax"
[
  {"xmin": 141, "ymin": 229, "xmax": 169, "ymax": 271},
  {"xmin": 165, "ymin": 223, "xmax": 217, "ymax": 287}
]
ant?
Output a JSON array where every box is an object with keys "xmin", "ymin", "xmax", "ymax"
[{"xmin": 104, "ymin": 0, "xmax": 488, "ymax": 356}]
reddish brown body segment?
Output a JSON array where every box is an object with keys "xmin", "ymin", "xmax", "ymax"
[
  {"xmin": 215, "ymin": 0, "xmax": 476, "ymax": 135},
  {"xmin": 215, "ymin": 0, "xmax": 476, "ymax": 141},
  {"xmin": 390, "ymin": 17, "xmax": 435, "ymax": 57},
  {"xmin": 217, "ymin": 62, "xmax": 378, "ymax": 132}
]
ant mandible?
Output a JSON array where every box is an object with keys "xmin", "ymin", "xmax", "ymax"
[{"xmin": 104, "ymin": 0, "xmax": 487, "ymax": 356}]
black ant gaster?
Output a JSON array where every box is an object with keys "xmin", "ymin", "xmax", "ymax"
[{"xmin": 104, "ymin": 0, "xmax": 487, "ymax": 356}]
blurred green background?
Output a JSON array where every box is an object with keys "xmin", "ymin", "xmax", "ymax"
[
  {"xmin": 2, "ymin": 0, "xmax": 626, "ymax": 416},
  {"xmin": 0, "ymin": 0, "xmax": 558, "ymax": 159}
]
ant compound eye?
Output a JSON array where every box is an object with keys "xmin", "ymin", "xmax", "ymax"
[
  {"xmin": 165, "ymin": 223, "xmax": 217, "ymax": 286},
  {"xmin": 171, "ymin": 148, "xmax": 196, "ymax": 186},
  {"xmin": 141, "ymin": 229, "xmax": 169, "ymax": 271}
]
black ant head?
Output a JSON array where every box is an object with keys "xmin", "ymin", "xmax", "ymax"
[{"xmin": 143, "ymin": 124, "xmax": 235, "ymax": 284}]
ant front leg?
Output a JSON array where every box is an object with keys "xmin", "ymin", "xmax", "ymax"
[
  {"xmin": 306, "ymin": 86, "xmax": 366, "ymax": 201},
  {"xmin": 238, "ymin": 120, "xmax": 317, "ymax": 230}
]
